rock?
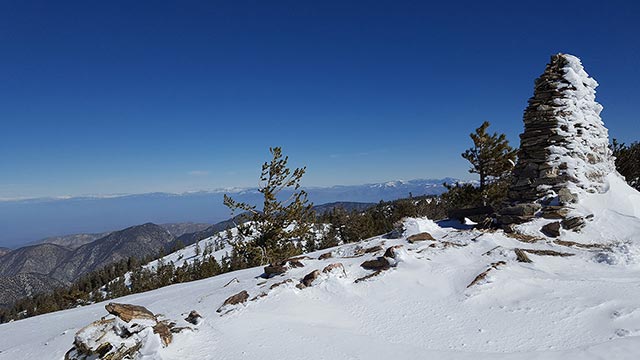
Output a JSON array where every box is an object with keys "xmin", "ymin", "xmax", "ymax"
[
  {"xmin": 496, "ymin": 214, "xmax": 531, "ymax": 225},
  {"xmin": 363, "ymin": 245, "xmax": 384, "ymax": 254},
  {"xmin": 270, "ymin": 279, "xmax": 294, "ymax": 290},
  {"xmin": 263, "ymin": 257, "xmax": 308, "ymax": 277},
  {"xmin": 514, "ymin": 248, "xmax": 532, "ymax": 263},
  {"xmin": 558, "ymin": 188, "xmax": 578, "ymax": 204},
  {"xmin": 223, "ymin": 277, "xmax": 240, "ymax": 287},
  {"xmin": 299, "ymin": 269, "xmax": 322, "ymax": 288},
  {"xmin": 284, "ymin": 255, "xmax": 306, "ymax": 261},
  {"xmin": 407, "ymin": 232, "xmax": 435, "ymax": 243},
  {"xmin": 540, "ymin": 207, "xmax": 570, "ymax": 219},
  {"xmin": 541, "ymin": 222, "xmax": 561, "ymax": 237},
  {"xmin": 522, "ymin": 248, "xmax": 574, "ymax": 257},
  {"xmin": 466, "ymin": 261, "xmax": 506, "ymax": 288},
  {"xmin": 322, "ymin": 263, "xmax": 346, "ymax": 276},
  {"xmin": 105, "ymin": 302, "xmax": 156, "ymax": 323},
  {"xmin": 360, "ymin": 257, "xmax": 391, "ymax": 271},
  {"xmin": 287, "ymin": 260, "xmax": 304, "ymax": 268},
  {"xmin": 153, "ymin": 322, "xmax": 173, "ymax": 346},
  {"xmin": 263, "ymin": 263, "xmax": 287, "ymax": 277},
  {"xmin": 217, "ymin": 290, "xmax": 249, "ymax": 313},
  {"xmin": 250, "ymin": 292, "xmax": 268, "ymax": 301},
  {"xmin": 383, "ymin": 245, "xmax": 403, "ymax": 259},
  {"xmin": 69, "ymin": 318, "xmax": 116, "ymax": 357},
  {"xmin": 318, "ymin": 252, "xmax": 333, "ymax": 260},
  {"xmin": 476, "ymin": 217, "xmax": 495, "ymax": 229},
  {"xmin": 561, "ymin": 216, "xmax": 586, "ymax": 231},
  {"xmin": 501, "ymin": 203, "xmax": 541, "ymax": 217},
  {"xmin": 65, "ymin": 304, "xmax": 177, "ymax": 360},
  {"xmin": 184, "ymin": 310, "xmax": 202, "ymax": 325},
  {"xmin": 354, "ymin": 269, "xmax": 385, "ymax": 283}
]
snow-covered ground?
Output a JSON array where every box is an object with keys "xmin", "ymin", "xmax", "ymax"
[{"xmin": 1, "ymin": 175, "xmax": 639, "ymax": 359}]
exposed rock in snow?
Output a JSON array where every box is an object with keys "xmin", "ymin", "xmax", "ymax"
[
  {"xmin": 105, "ymin": 302, "xmax": 157, "ymax": 323},
  {"xmin": 64, "ymin": 303, "xmax": 180, "ymax": 360},
  {"xmin": 321, "ymin": 262, "xmax": 346, "ymax": 276},
  {"xmin": 216, "ymin": 290, "xmax": 249, "ymax": 313},
  {"xmin": 406, "ymin": 232, "xmax": 435, "ymax": 243},
  {"xmin": 298, "ymin": 269, "xmax": 322, "ymax": 288},
  {"xmin": 184, "ymin": 311, "xmax": 202, "ymax": 326},
  {"xmin": 541, "ymin": 221, "xmax": 561, "ymax": 237}
]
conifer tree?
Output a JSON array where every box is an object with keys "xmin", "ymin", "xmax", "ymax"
[
  {"xmin": 611, "ymin": 139, "xmax": 640, "ymax": 191},
  {"xmin": 462, "ymin": 121, "xmax": 516, "ymax": 190},
  {"xmin": 224, "ymin": 147, "xmax": 314, "ymax": 265}
]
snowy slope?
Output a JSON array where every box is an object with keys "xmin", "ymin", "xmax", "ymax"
[{"xmin": 1, "ymin": 177, "xmax": 640, "ymax": 359}]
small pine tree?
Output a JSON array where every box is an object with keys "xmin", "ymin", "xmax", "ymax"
[
  {"xmin": 224, "ymin": 147, "xmax": 314, "ymax": 265},
  {"xmin": 462, "ymin": 121, "xmax": 516, "ymax": 190},
  {"xmin": 194, "ymin": 241, "xmax": 201, "ymax": 257}
]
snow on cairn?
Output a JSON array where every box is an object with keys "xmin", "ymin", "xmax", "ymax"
[
  {"xmin": 509, "ymin": 53, "xmax": 616, "ymax": 205},
  {"xmin": 550, "ymin": 54, "xmax": 615, "ymax": 193}
]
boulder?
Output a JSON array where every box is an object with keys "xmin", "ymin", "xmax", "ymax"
[
  {"xmin": 558, "ymin": 188, "xmax": 578, "ymax": 204},
  {"xmin": 501, "ymin": 203, "xmax": 540, "ymax": 217},
  {"xmin": 263, "ymin": 257, "xmax": 308, "ymax": 277},
  {"xmin": 153, "ymin": 322, "xmax": 173, "ymax": 347},
  {"xmin": 318, "ymin": 252, "xmax": 333, "ymax": 260},
  {"xmin": 383, "ymin": 245, "xmax": 403, "ymax": 259},
  {"xmin": 263, "ymin": 263, "xmax": 287, "ymax": 277},
  {"xmin": 299, "ymin": 270, "xmax": 322, "ymax": 288},
  {"xmin": 287, "ymin": 259, "xmax": 305, "ymax": 268},
  {"xmin": 65, "ymin": 303, "xmax": 175, "ymax": 360},
  {"xmin": 540, "ymin": 207, "xmax": 570, "ymax": 219},
  {"xmin": 561, "ymin": 216, "xmax": 586, "ymax": 231},
  {"xmin": 407, "ymin": 232, "xmax": 435, "ymax": 243},
  {"xmin": 514, "ymin": 248, "xmax": 532, "ymax": 263},
  {"xmin": 322, "ymin": 263, "xmax": 346, "ymax": 277},
  {"xmin": 363, "ymin": 245, "xmax": 384, "ymax": 254},
  {"xmin": 269, "ymin": 279, "xmax": 294, "ymax": 290},
  {"xmin": 184, "ymin": 310, "xmax": 202, "ymax": 325},
  {"xmin": 105, "ymin": 302, "xmax": 156, "ymax": 323},
  {"xmin": 497, "ymin": 214, "xmax": 532, "ymax": 225},
  {"xmin": 360, "ymin": 257, "xmax": 391, "ymax": 271},
  {"xmin": 541, "ymin": 222, "xmax": 561, "ymax": 237},
  {"xmin": 217, "ymin": 290, "xmax": 249, "ymax": 313}
]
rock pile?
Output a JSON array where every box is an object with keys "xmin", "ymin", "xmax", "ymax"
[
  {"xmin": 501, "ymin": 53, "xmax": 616, "ymax": 226},
  {"xmin": 65, "ymin": 302, "xmax": 190, "ymax": 360}
]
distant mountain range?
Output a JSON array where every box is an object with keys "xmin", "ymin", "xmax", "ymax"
[
  {"xmin": 0, "ymin": 178, "xmax": 459, "ymax": 248},
  {"xmin": 0, "ymin": 223, "xmax": 175, "ymax": 307},
  {"xmin": 0, "ymin": 201, "xmax": 377, "ymax": 307}
]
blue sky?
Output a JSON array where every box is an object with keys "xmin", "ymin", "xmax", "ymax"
[{"xmin": 1, "ymin": 0, "xmax": 639, "ymax": 198}]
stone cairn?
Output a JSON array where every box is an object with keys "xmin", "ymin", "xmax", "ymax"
[{"xmin": 499, "ymin": 53, "xmax": 616, "ymax": 230}]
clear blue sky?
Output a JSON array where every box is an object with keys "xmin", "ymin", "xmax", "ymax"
[{"xmin": 1, "ymin": 0, "xmax": 639, "ymax": 199}]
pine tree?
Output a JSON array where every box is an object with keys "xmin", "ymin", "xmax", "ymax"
[
  {"xmin": 194, "ymin": 241, "xmax": 201, "ymax": 257},
  {"xmin": 224, "ymin": 147, "xmax": 314, "ymax": 265},
  {"xmin": 462, "ymin": 121, "xmax": 516, "ymax": 190},
  {"xmin": 611, "ymin": 139, "xmax": 640, "ymax": 191}
]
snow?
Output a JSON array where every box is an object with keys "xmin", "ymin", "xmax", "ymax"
[{"xmin": 1, "ymin": 176, "xmax": 640, "ymax": 359}]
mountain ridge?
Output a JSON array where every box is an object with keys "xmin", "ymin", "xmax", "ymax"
[{"xmin": 1, "ymin": 178, "xmax": 458, "ymax": 248}]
